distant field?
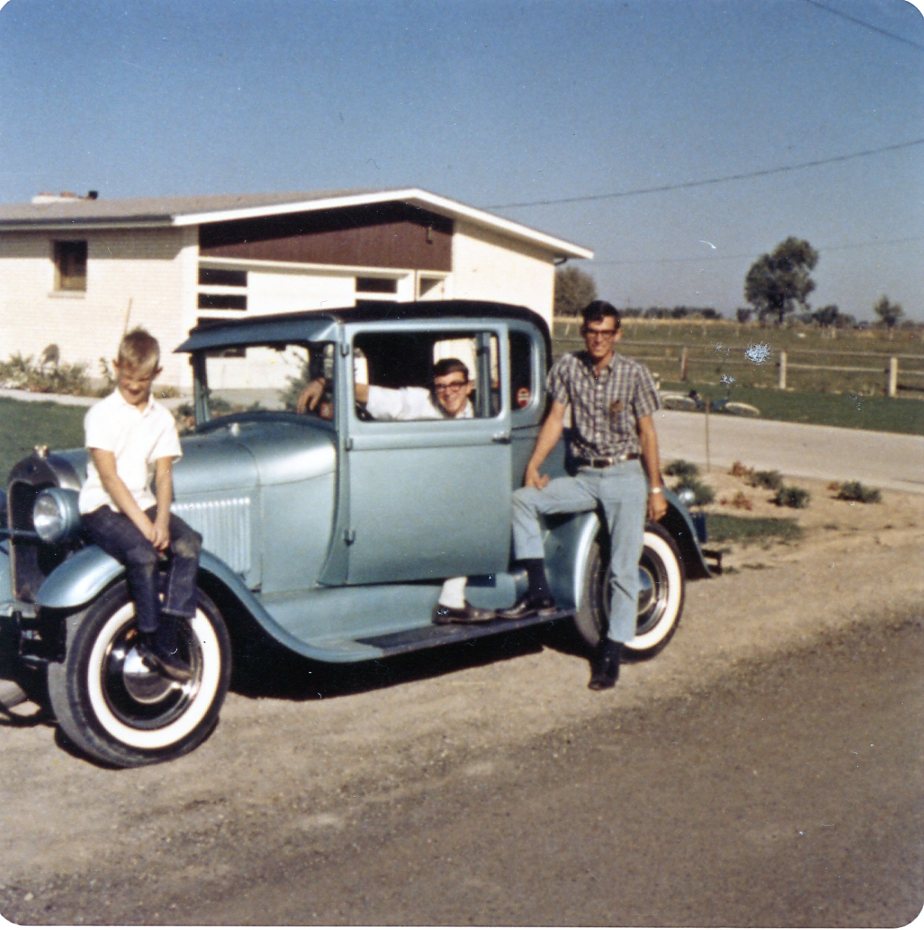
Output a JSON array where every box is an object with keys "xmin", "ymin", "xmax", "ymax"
[
  {"xmin": 553, "ymin": 317, "xmax": 924, "ymax": 397},
  {"xmin": 553, "ymin": 317, "xmax": 924, "ymax": 435}
]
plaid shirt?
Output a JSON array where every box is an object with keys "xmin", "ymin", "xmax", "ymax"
[{"xmin": 547, "ymin": 351, "xmax": 661, "ymax": 460}]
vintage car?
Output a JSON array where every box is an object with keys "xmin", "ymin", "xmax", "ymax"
[{"xmin": 0, "ymin": 300, "xmax": 712, "ymax": 767}]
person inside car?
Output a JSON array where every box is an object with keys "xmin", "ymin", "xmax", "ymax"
[{"xmin": 296, "ymin": 358, "xmax": 494, "ymax": 625}]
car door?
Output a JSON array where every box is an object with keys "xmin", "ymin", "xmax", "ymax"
[{"xmin": 341, "ymin": 323, "xmax": 512, "ymax": 585}]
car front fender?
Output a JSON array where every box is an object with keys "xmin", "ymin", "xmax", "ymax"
[{"xmin": 34, "ymin": 546, "xmax": 263, "ymax": 613}]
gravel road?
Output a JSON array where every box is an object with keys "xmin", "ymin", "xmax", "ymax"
[{"xmin": 1, "ymin": 481, "xmax": 921, "ymax": 925}]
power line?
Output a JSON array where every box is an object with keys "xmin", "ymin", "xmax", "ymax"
[
  {"xmin": 801, "ymin": 0, "xmax": 924, "ymax": 51},
  {"xmin": 485, "ymin": 138, "xmax": 924, "ymax": 210},
  {"xmin": 589, "ymin": 234, "xmax": 924, "ymax": 266}
]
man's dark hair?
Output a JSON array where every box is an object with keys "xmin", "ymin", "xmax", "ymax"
[
  {"xmin": 431, "ymin": 357, "xmax": 469, "ymax": 381},
  {"xmin": 581, "ymin": 300, "xmax": 621, "ymax": 329}
]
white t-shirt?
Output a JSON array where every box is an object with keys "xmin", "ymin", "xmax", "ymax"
[
  {"xmin": 78, "ymin": 390, "xmax": 182, "ymax": 514},
  {"xmin": 365, "ymin": 385, "xmax": 473, "ymax": 421}
]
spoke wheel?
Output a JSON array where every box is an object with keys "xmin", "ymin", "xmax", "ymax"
[{"xmin": 47, "ymin": 581, "xmax": 230, "ymax": 767}]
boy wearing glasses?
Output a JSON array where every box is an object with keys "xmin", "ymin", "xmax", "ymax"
[
  {"xmin": 498, "ymin": 300, "xmax": 667, "ymax": 691},
  {"xmin": 297, "ymin": 357, "xmax": 493, "ymax": 624}
]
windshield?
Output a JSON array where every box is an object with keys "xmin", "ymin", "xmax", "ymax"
[{"xmin": 193, "ymin": 341, "xmax": 335, "ymax": 425}]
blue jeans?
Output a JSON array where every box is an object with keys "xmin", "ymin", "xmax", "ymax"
[
  {"xmin": 511, "ymin": 461, "xmax": 647, "ymax": 644},
  {"xmin": 81, "ymin": 506, "xmax": 202, "ymax": 634}
]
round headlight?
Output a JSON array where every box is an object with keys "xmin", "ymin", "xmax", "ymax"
[
  {"xmin": 33, "ymin": 488, "xmax": 81, "ymax": 544},
  {"xmin": 677, "ymin": 487, "xmax": 697, "ymax": 507}
]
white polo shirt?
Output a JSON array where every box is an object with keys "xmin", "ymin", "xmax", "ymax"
[
  {"xmin": 78, "ymin": 390, "xmax": 182, "ymax": 515},
  {"xmin": 365, "ymin": 386, "xmax": 473, "ymax": 421}
]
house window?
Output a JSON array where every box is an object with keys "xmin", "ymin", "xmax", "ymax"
[
  {"xmin": 54, "ymin": 241, "xmax": 87, "ymax": 291},
  {"xmin": 356, "ymin": 276, "xmax": 398, "ymax": 295},
  {"xmin": 197, "ymin": 265, "xmax": 248, "ymax": 311}
]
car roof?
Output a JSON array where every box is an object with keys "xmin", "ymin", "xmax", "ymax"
[{"xmin": 176, "ymin": 299, "xmax": 551, "ymax": 354}]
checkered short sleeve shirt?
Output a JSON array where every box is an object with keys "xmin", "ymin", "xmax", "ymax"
[{"xmin": 547, "ymin": 351, "xmax": 661, "ymax": 459}]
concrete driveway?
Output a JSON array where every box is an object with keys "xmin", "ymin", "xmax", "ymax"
[{"xmin": 656, "ymin": 410, "xmax": 924, "ymax": 494}]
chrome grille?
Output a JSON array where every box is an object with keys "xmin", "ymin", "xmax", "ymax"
[{"xmin": 172, "ymin": 496, "xmax": 253, "ymax": 575}]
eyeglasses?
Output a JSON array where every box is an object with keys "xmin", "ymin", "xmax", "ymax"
[
  {"xmin": 581, "ymin": 327, "xmax": 618, "ymax": 341},
  {"xmin": 433, "ymin": 380, "xmax": 469, "ymax": 393}
]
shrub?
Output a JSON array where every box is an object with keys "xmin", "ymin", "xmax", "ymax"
[
  {"xmin": 835, "ymin": 481, "xmax": 881, "ymax": 504},
  {"xmin": 749, "ymin": 469, "xmax": 783, "ymax": 491},
  {"xmin": 773, "ymin": 485, "xmax": 811, "ymax": 509},
  {"xmin": 0, "ymin": 351, "xmax": 90, "ymax": 395},
  {"xmin": 720, "ymin": 491, "xmax": 753, "ymax": 511},
  {"xmin": 664, "ymin": 459, "xmax": 700, "ymax": 482},
  {"xmin": 729, "ymin": 460, "xmax": 753, "ymax": 480}
]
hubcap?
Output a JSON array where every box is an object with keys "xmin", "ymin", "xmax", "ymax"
[
  {"xmin": 100, "ymin": 623, "xmax": 200, "ymax": 730},
  {"xmin": 636, "ymin": 558, "xmax": 666, "ymax": 635}
]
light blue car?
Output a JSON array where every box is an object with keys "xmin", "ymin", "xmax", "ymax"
[{"xmin": 0, "ymin": 300, "xmax": 713, "ymax": 767}]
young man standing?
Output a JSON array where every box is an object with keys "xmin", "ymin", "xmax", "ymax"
[{"xmin": 498, "ymin": 301, "xmax": 667, "ymax": 690}]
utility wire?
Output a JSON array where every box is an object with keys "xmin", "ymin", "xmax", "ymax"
[
  {"xmin": 801, "ymin": 0, "xmax": 924, "ymax": 51},
  {"xmin": 485, "ymin": 138, "xmax": 924, "ymax": 210},
  {"xmin": 590, "ymin": 235, "xmax": 924, "ymax": 266}
]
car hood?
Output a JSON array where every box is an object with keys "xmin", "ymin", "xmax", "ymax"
[
  {"xmin": 47, "ymin": 420, "xmax": 336, "ymax": 496},
  {"xmin": 175, "ymin": 421, "xmax": 336, "ymax": 495}
]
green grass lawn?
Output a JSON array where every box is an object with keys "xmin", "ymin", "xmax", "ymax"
[
  {"xmin": 705, "ymin": 513, "xmax": 804, "ymax": 546},
  {"xmin": 0, "ymin": 397, "xmax": 87, "ymax": 479},
  {"xmin": 658, "ymin": 381, "xmax": 924, "ymax": 435}
]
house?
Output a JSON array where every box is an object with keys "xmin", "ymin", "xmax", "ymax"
[{"xmin": 0, "ymin": 188, "xmax": 592, "ymax": 388}]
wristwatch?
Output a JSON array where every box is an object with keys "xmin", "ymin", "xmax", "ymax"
[{"xmin": 649, "ymin": 486, "xmax": 663, "ymax": 494}]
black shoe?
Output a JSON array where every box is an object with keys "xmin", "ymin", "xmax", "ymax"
[
  {"xmin": 496, "ymin": 595, "xmax": 558, "ymax": 621},
  {"xmin": 433, "ymin": 602, "xmax": 497, "ymax": 624},
  {"xmin": 588, "ymin": 639, "xmax": 622, "ymax": 691},
  {"xmin": 136, "ymin": 634, "xmax": 192, "ymax": 682}
]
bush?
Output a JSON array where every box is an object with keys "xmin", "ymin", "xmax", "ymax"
[
  {"xmin": 0, "ymin": 351, "xmax": 90, "ymax": 395},
  {"xmin": 773, "ymin": 485, "xmax": 811, "ymax": 509},
  {"xmin": 835, "ymin": 481, "xmax": 881, "ymax": 504},
  {"xmin": 664, "ymin": 459, "xmax": 700, "ymax": 482},
  {"xmin": 749, "ymin": 469, "xmax": 783, "ymax": 491}
]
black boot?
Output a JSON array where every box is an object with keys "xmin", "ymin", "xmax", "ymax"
[
  {"xmin": 588, "ymin": 639, "xmax": 622, "ymax": 691},
  {"xmin": 136, "ymin": 627, "xmax": 192, "ymax": 682}
]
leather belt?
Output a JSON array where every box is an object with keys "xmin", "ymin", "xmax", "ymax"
[{"xmin": 575, "ymin": 453, "xmax": 640, "ymax": 468}]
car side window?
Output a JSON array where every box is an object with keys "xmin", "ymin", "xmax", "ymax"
[{"xmin": 352, "ymin": 330, "xmax": 500, "ymax": 421}]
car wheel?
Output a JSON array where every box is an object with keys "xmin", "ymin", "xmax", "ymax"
[
  {"xmin": 47, "ymin": 581, "xmax": 230, "ymax": 768},
  {"xmin": 574, "ymin": 523, "xmax": 685, "ymax": 658}
]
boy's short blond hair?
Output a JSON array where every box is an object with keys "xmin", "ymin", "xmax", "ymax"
[{"xmin": 117, "ymin": 328, "xmax": 160, "ymax": 371}]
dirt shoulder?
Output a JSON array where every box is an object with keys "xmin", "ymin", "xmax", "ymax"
[{"xmin": 1, "ymin": 472, "xmax": 922, "ymax": 924}]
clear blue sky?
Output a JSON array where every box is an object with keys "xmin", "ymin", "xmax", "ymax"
[{"xmin": 1, "ymin": 0, "xmax": 922, "ymax": 321}]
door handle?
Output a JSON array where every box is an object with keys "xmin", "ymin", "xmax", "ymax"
[{"xmin": 492, "ymin": 432, "xmax": 511, "ymax": 444}]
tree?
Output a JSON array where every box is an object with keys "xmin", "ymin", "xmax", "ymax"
[
  {"xmin": 812, "ymin": 304, "xmax": 839, "ymax": 328},
  {"xmin": 744, "ymin": 237, "xmax": 819, "ymax": 325},
  {"xmin": 554, "ymin": 266, "xmax": 597, "ymax": 317},
  {"xmin": 873, "ymin": 295, "xmax": 903, "ymax": 329}
]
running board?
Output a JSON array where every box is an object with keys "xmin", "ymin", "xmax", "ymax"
[{"xmin": 355, "ymin": 608, "xmax": 575, "ymax": 657}]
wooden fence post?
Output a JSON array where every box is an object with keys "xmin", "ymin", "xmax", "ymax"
[
  {"xmin": 778, "ymin": 351, "xmax": 787, "ymax": 390},
  {"xmin": 680, "ymin": 347, "xmax": 689, "ymax": 381},
  {"xmin": 887, "ymin": 357, "xmax": 898, "ymax": 397}
]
